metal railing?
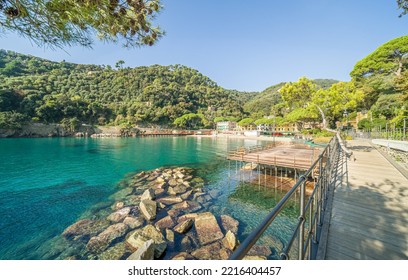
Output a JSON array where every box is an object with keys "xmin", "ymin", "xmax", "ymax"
[{"xmin": 229, "ymin": 132, "xmax": 347, "ymax": 260}]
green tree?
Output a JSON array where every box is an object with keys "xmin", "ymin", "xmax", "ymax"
[
  {"xmin": 115, "ymin": 60, "xmax": 125, "ymax": 70},
  {"xmin": 173, "ymin": 113, "xmax": 203, "ymax": 129},
  {"xmin": 0, "ymin": 0, "xmax": 163, "ymax": 48},
  {"xmin": 238, "ymin": 117, "xmax": 255, "ymax": 127},
  {"xmin": 279, "ymin": 77, "xmax": 317, "ymax": 110},
  {"xmin": 398, "ymin": 0, "xmax": 408, "ymax": 16},
  {"xmin": 351, "ymin": 36, "xmax": 408, "ymax": 80},
  {"xmin": 312, "ymin": 82, "xmax": 364, "ymax": 129},
  {"xmin": 0, "ymin": 111, "xmax": 29, "ymax": 129}
]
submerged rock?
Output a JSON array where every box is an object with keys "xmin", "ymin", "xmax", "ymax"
[
  {"xmin": 62, "ymin": 219, "xmax": 110, "ymax": 241},
  {"xmin": 139, "ymin": 199, "xmax": 157, "ymax": 220},
  {"xmin": 123, "ymin": 216, "xmax": 144, "ymax": 229},
  {"xmin": 107, "ymin": 207, "xmax": 131, "ymax": 223},
  {"xmin": 220, "ymin": 215, "xmax": 239, "ymax": 235},
  {"xmin": 86, "ymin": 223, "xmax": 129, "ymax": 253},
  {"xmin": 98, "ymin": 242, "xmax": 130, "ymax": 260},
  {"xmin": 194, "ymin": 212, "xmax": 224, "ymax": 246},
  {"xmin": 110, "ymin": 187, "xmax": 133, "ymax": 200},
  {"xmin": 248, "ymin": 245, "xmax": 272, "ymax": 257}
]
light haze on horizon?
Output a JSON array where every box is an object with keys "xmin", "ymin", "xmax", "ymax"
[{"xmin": 0, "ymin": 0, "xmax": 407, "ymax": 92}]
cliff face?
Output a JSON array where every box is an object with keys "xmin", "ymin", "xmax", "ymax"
[{"xmin": 0, "ymin": 123, "xmax": 96, "ymax": 138}]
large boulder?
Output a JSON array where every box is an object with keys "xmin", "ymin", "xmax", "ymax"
[
  {"xmin": 194, "ymin": 212, "xmax": 224, "ymax": 246},
  {"xmin": 220, "ymin": 215, "xmax": 239, "ymax": 235},
  {"xmin": 127, "ymin": 240, "xmax": 155, "ymax": 260},
  {"xmin": 139, "ymin": 199, "xmax": 157, "ymax": 221},
  {"xmin": 107, "ymin": 207, "xmax": 131, "ymax": 223},
  {"xmin": 62, "ymin": 219, "xmax": 110, "ymax": 241},
  {"xmin": 126, "ymin": 225, "xmax": 167, "ymax": 259},
  {"xmin": 86, "ymin": 223, "xmax": 129, "ymax": 253}
]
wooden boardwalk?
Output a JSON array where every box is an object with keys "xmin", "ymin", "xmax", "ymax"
[{"xmin": 318, "ymin": 140, "xmax": 408, "ymax": 260}]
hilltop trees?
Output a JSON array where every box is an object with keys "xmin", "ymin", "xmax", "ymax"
[{"xmin": 0, "ymin": 0, "xmax": 163, "ymax": 48}]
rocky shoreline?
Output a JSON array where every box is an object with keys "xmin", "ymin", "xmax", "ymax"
[{"xmin": 60, "ymin": 167, "xmax": 272, "ymax": 260}]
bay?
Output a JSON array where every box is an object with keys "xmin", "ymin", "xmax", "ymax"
[{"xmin": 0, "ymin": 136, "xmax": 298, "ymax": 259}]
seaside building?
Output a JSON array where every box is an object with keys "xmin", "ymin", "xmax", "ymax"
[{"xmin": 216, "ymin": 121, "xmax": 237, "ymax": 131}]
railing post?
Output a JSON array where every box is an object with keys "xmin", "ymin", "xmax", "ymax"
[
  {"xmin": 298, "ymin": 179, "xmax": 306, "ymax": 260},
  {"xmin": 317, "ymin": 156, "xmax": 323, "ymax": 226},
  {"xmin": 309, "ymin": 196, "xmax": 314, "ymax": 259}
]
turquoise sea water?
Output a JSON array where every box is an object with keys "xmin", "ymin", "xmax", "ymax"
[{"xmin": 0, "ymin": 136, "xmax": 298, "ymax": 259}]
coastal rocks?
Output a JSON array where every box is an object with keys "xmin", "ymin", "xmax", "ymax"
[
  {"xmin": 194, "ymin": 212, "xmax": 224, "ymax": 245},
  {"xmin": 126, "ymin": 225, "xmax": 167, "ymax": 259},
  {"xmin": 139, "ymin": 200, "xmax": 157, "ymax": 221},
  {"xmin": 62, "ymin": 219, "xmax": 110, "ymax": 241},
  {"xmin": 60, "ymin": 165, "xmax": 249, "ymax": 260},
  {"xmin": 127, "ymin": 240, "xmax": 155, "ymax": 260},
  {"xmin": 86, "ymin": 223, "xmax": 128, "ymax": 253}
]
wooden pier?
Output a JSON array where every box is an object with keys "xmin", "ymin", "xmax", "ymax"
[{"xmin": 227, "ymin": 143, "xmax": 322, "ymax": 171}]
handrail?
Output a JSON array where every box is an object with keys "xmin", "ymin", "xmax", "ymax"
[
  {"xmin": 336, "ymin": 131, "xmax": 352, "ymax": 157},
  {"xmin": 229, "ymin": 134, "xmax": 341, "ymax": 260}
]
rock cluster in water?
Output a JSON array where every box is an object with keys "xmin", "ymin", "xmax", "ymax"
[{"xmin": 60, "ymin": 167, "xmax": 271, "ymax": 260}]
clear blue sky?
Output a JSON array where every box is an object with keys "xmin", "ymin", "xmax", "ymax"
[{"xmin": 1, "ymin": 0, "xmax": 407, "ymax": 92}]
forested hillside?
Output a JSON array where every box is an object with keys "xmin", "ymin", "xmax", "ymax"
[{"xmin": 0, "ymin": 50, "xmax": 250, "ymax": 129}]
